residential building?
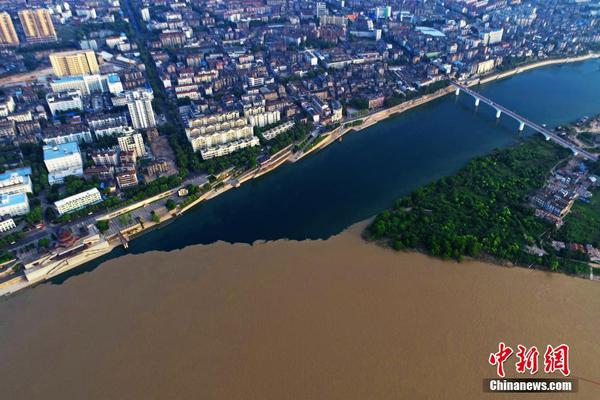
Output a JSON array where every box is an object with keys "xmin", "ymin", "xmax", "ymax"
[
  {"xmin": 116, "ymin": 169, "xmax": 138, "ymax": 189},
  {"xmin": 247, "ymin": 110, "xmax": 281, "ymax": 128},
  {"xmin": 0, "ymin": 96, "xmax": 15, "ymax": 117},
  {"xmin": 18, "ymin": 8, "xmax": 57, "ymax": 43},
  {"xmin": 42, "ymin": 124, "xmax": 93, "ymax": 145},
  {"xmin": 0, "ymin": 218, "xmax": 16, "ymax": 233},
  {"xmin": 186, "ymin": 111, "xmax": 259, "ymax": 158},
  {"xmin": 91, "ymin": 148, "xmax": 119, "ymax": 166},
  {"xmin": 117, "ymin": 128, "xmax": 147, "ymax": 158},
  {"xmin": 46, "ymin": 90, "xmax": 83, "ymax": 116},
  {"xmin": 49, "ymin": 50, "xmax": 100, "ymax": 77},
  {"xmin": 0, "ymin": 193, "xmax": 29, "ymax": 217},
  {"xmin": 0, "ymin": 12, "xmax": 19, "ymax": 46},
  {"xmin": 125, "ymin": 89, "xmax": 156, "ymax": 129},
  {"xmin": 261, "ymin": 121, "xmax": 295, "ymax": 141},
  {"xmin": 54, "ymin": 188, "xmax": 102, "ymax": 215},
  {"xmin": 43, "ymin": 142, "xmax": 84, "ymax": 185},
  {"xmin": 87, "ymin": 113, "xmax": 128, "ymax": 137}
]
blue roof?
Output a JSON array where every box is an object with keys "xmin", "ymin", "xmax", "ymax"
[
  {"xmin": 0, "ymin": 167, "xmax": 32, "ymax": 182},
  {"xmin": 54, "ymin": 75, "xmax": 85, "ymax": 83},
  {"xmin": 108, "ymin": 74, "xmax": 121, "ymax": 83},
  {"xmin": 43, "ymin": 142, "xmax": 81, "ymax": 161},
  {"xmin": 0, "ymin": 192, "xmax": 28, "ymax": 207}
]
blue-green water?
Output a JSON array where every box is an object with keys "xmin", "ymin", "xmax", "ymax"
[{"xmin": 53, "ymin": 59, "xmax": 600, "ymax": 282}]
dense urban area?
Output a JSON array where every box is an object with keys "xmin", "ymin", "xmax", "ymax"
[{"xmin": 0, "ymin": 0, "xmax": 599, "ymax": 292}]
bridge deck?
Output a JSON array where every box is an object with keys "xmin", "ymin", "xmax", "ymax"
[{"xmin": 451, "ymin": 82, "xmax": 597, "ymax": 162}]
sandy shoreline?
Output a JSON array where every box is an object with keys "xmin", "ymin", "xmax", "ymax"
[{"xmin": 1, "ymin": 220, "xmax": 599, "ymax": 399}]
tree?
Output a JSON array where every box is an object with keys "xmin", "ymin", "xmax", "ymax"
[
  {"xmin": 96, "ymin": 220, "xmax": 110, "ymax": 233},
  {"xmin": 38, "ymin": 237, "xmax": 50, "ymax": 249},
  {"xmin": 165, "ymin": 199, "xmax": 176, "ymax": 210},
  {"xmin": 25, "ymin": 207, "xmax": 43, "ymax": 225},
  {"xmin": 150, "ymin": 210, "xmax": 160, "ymax": 223}
]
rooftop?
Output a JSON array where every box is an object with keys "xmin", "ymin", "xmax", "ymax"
[
  {"xmin": 0, "ymin": 167, "xmax": 32, "ymax": 183},
  {"xmin": 43, "ymin": 142, "xmax": 81, "ymax": 161},
  {"xmin": 0, "ymin": 193, "xmax": 28, "ymax": 207}
]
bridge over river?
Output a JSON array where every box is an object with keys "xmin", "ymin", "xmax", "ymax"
[{"xmin": 451, "ymin": 81, "xmax": 598, "ymax": 162}]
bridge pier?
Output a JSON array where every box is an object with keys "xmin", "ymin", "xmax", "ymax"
[
  {"xmin": 455, "ymin": 88, "xmax": 460, "ymax": 96},
  {"xmin": 572, "ymin": 149, "xmax": 579, "ymax": 156},
  {"xmin": 474, "ymin": 98, "xmax": 480, "ymax": 107},
  {"xmin": 545, "ymin": 134, "xmax": 550, "ymax": 141},
  {"xmin": 518, "ymin": 121, "xmax": 525, "ymax": 132},
  {"xmin": 495, "ymin": 109, "xmax": 501, "ymax": 119}
]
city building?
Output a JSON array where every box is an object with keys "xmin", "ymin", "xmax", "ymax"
[
  {"xmin": 91, "ymin": 148, "xmax": 119, "ymax": 166},
  {"xmin": 87, "ymin": 113, "xmax": 128, "ymax": 137},
  {"xmin": 46, "ymin": 90, "xmax": 83, "ymax": 116},
  {"xmin": 0, "ymin": 167, "xmax": 33, "ymax": 196},
  {"xmin": 54, "ymin": 188, "xmax": 102, "ymax": 215},
  {"xmin": 49, "ymin": 50, "xmax": 100, "ymax": 77},
  {"xmin": 125, "ymin": 89, "xmax": 156, "ymax": 129},
  {"xmin": 50, "ymin": 73, "xmax": 123, "ymax": 96},
  {"xmin": 43, "ymin": 142, "xmax": 84, "ymax": 185},
  {"xmin": 480, "ymin": 28, "xmax": 504, "ymax": 46},
  {"xmin": 141, "ymin": 8, "xmax": 150, "ymax": 22},
  {"xmin": 186, "ymin": 111, "xmax": 259, "ymax": 159},
  {"xmin": 0, "ymin": 193, "xmax": 29, "ymax": 217},
  {"xmin": 18, "ymin": 8, "xmax": 57, "ymax": 43},
  {"xmin": 42, "ymin": 124, "xmax": 93, "ymax": 145},
  {"xmin": 261, "ymin": 121, "xmax": 295, "ymax": 141},
  {"xmin": 115, "ymin": 170, "xmax": 138, "ymax": 189},
  {"xmin": 0, "ymin": 217, "xmax": 16, "ymax": 233},
  {"xmin": 0, "ymin": 12, "xmax": 19, "ymax": 46},
  {"xmin": 117, "ymin": 128, "xmax": 147, "ymax": 158},
  {"xmin": 0, "ymin": 96, "xmax": 15, "ymax": 117}
]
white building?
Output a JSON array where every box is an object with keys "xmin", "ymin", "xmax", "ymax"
[
  {"xmin": 141, "ymin": 7, "xmax": 150, "ymax": 21},
  {"xmin": 262, "ymin": 121, "xmax": 295, "ymax": 140},
  {"xmin": 247, "ymin": 110, "xmax": 281, "ymax": 128},
  {"xmin": 46, "ymin": 89, "xmax": 83, "ymax": 116},
  {"xmin": 186, "ymin": 111, "xmax": 259, "ymax": 158},
  {"xmin": 480, "ymin": 28, "xmax": 503, "ymax": 46},
  {"xmin": 43, "ymin": 142, "xmax": 84, "ymax": 185},
  {"xmin": 125, "ymin": 89, "xmax": 156, "ymax": 129},
  {"xmin": 50, "ymin": 73, "xmax": 123, "ymax": 96},
  {"xmin": 0, "ymin": 193, "xmax": 30, "ymax": 217},
  {"xmin": 117, "ymin": 128, "xmax": 147, "ymax": 158},
  {"xmin": 54, "ymin": 188, "xmax": 102, "ymax": 215},
  {"xmin": 0, "ymin": 167, "xmax": 33, "ymax": 196},
  {"xmin": 0, "ymin": 218, "xmax": 16, "ymax": 233},
  {"xmin": 43, "ymin": 127, "xmax": 93, "ymax": 146},
  {"xmin": 0, "ymin": 96, "xmax": 15, "ymax": 117}
]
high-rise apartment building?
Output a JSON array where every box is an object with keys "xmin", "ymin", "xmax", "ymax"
[
  {"xmin": 0, "ymin": 12, "xmax": 19, "ymax": 46},
  {"xmin": 49, "ymin": 50, "xmax": 100, "ymax": 77},
  {"xmin": 125, "ymin": 89, "xmax": 156, "ymax": 130},
  {"xmin": 18, "ymin": 8, "xmax": 57, "ymax": 43}
]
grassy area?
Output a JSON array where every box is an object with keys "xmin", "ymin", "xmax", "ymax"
[
  {"xmin": 366, "ymin": 137, "xmax": 578, "ymax": 272},
  {"xmin": 557, "ymin": 192, "xmax": 600, "ymax": 247}
]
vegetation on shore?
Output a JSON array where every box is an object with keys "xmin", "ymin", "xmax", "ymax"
[{"xmin": 365, "ymin": 137, "xmax": 593, "ymax": 275}]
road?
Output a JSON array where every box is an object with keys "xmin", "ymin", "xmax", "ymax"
[{"xmin": 0, "ymin": 67, "xmax": 53, "ymax": 86}]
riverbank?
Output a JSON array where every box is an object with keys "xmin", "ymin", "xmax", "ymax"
[
  {"xmin": 2, "ymin": 220, "xmax": 600, "ymax": 399},
  {"xmin": 2, "ymin": 54, "xmax": 598, "ymax": 297}
]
